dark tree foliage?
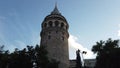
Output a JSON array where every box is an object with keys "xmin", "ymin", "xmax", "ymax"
[
  {"xmin": 92, "ymin": 38, "xmax": 120, "ymax": 68},
  {"xmin": 0, "ymin": 45, "xmax": 59, "ymax": 68},
  {"xmin": 35, "ymin": 45, "xmax": 59, "ymax": 68},
  {"xmin": 35, "ymin": 45, "xmax": 49, "ymax": 68},
  {"xmin": 76, "ymin": 49, "xmax": 82, "ymax": 68},
  {"xmin": 9, "ymin": 48, "xmax": 32, "ymax": 68},
  {"xmin": 0, "ymin": 45, "xmax": 10, "ymax": 68}
]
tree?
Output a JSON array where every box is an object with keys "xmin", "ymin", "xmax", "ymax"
[
  {"xmin": 9, "ymin": 47, "xmax": 32, "ymax": 68},
  {"xmin": 35, "ymin": 44, "xmax": 59, "ymax": 68},
  {"xmin": 0, "ymin": 45, "xmax": 10, "ymax": 68},
  {"xmin": 35, "ymin": 45, "xmax": 49, "ymax": 68},
  {"xmin": 92, "ymin": 38, "xmax": 120, "ymax": 68},
  {"xmin": 0, "ymin": 44, "xmax": 59, "ymax": 68}
]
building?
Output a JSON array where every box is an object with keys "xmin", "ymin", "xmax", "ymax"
[
  {"xmin": 40, "ymin": 5, "xmax": 69, "ymax": 68},
  {"xmin": 69, "ymin": 60, "xmax": 76, "ymax": 68},
  {"xmin": 69, "ymin": 59, "xmax": 96, "ymax": 68},
  {"xmin": 84, "ymin": 59, "xmax": 96, "ymax": 68}
]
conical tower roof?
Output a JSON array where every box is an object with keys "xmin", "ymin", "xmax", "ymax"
[{"xmin": 51, "ymin": 4, "xmax": 61, "ymax": 15}]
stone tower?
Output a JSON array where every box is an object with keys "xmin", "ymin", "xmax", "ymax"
[{"xmin": 40, "ymin": 5, "xmax": 69, "ymax": 68}]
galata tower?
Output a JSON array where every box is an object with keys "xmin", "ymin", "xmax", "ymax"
[{"xmin": 40, "ymin": 5, "xmax": 69, "ymax": 68}]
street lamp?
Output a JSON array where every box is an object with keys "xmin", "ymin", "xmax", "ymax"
[{"xmin": 81, "ymin": 51, "xmax": 87, "ymax": 68}]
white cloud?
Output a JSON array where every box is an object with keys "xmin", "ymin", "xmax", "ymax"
[
  {"xmin": 118, "ymin": 30, "xmax": 120, "ymax": 37},
  {"xmin": 118, "ymin": 24, "xmax": 120, "ymax": 27},
  {"xmin": 69, "ymin": 35, "xmax": 96, "ymax": 59}
]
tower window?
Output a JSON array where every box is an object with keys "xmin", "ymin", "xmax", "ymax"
[
  {"xmin": 49, "ymin": 32, "xmax": 51, "ymax": 34},
  {"xmin": 44, "ymin": 23, "xmax": 47, "ymax": 27},
  {"xmin": 49, "ymin": 21, "xmax": 53, "ymax": 27},
  {"xmin": 56, "ymin": 31, "xmax": 58, "ymax": 33},
  {"xmin": 55, "ymin": 21, "xmax": 59, "ymax": 27},
  {"xmin": 61, "ymin": 23, "xmax": 64, "ymax": 28},
  {"xmin": 48, "ymin": 35, "xmax": 51, "ymax": 39}
]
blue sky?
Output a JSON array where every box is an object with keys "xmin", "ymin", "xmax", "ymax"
[{"xmin": 0, "ymin": 0, "xmax": 120, "ymax": 59}]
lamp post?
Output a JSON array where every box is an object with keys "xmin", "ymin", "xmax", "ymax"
[{"xmin": 81, "ymin": 51, "xmax": 87, "ymax": 68}]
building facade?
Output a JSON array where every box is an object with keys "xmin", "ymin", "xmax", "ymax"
[
  {"xmin": 40, "ymin": 5, "xmax": 69, "ymax": 68},
  {"xmin": 69, "ymin": 59, "xmax": 96, "ymax": 68},
  {"xmin": 84, "ymin": 59, "xmax": 96, "ymax": 68},
  {"xmin": 69, "ymin": 60, "xmax": 76, "ymax": 68}
]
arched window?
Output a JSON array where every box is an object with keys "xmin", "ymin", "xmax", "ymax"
[
  {"xmin": 49, "ymin": 21, "xmax": 53, "ymax": 27},
  {"xmin": 61, "ymin": 23, "xmax": 64, "ymax": 28},
  {"xmin": 55, "ymin": 21, "xmax": 59, "ymax": 27},
  {"xmin": 44, "ymin": 23, "xmax": 47, "ymax": 27},
  {"xmin": 56, "ymin": 31, "xmax": 58, "ymax": 33}
]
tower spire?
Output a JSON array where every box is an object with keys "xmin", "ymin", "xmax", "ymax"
[
  {"xmin": 51, "ymin": 3, "xmax": 61, "ymax": 15},
  {"xmin": 55, "ymin": 1, "xmax": 57, "ymax": 8}
]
